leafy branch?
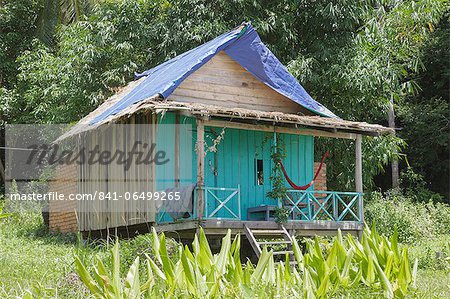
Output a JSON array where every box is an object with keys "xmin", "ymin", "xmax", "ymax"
[{"xmin": 266, "ymin": 133, "xmax": 288, "ymax": 203}]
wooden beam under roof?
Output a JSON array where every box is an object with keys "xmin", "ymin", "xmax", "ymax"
[{"xmin": 205, "ymin": 119, "xmax": 357, "ymax": 139}]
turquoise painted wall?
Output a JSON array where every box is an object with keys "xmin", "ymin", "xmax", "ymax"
[
  {"xmin": 203, "ymin": 125, "xmax": 314, "ymax": 220},
  {"xmin": 155, "ymin": 113, "xmax": 197, "ymax": 222},
  {"xmin": 154, "ymin": 113, "xmax": 314, "ymax": 222},
  {"xmin": 155, "ymin": 113, "xmax": 197, "ymax": 190}
]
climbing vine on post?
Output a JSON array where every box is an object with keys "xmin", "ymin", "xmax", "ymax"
[
  {"xmin": 205, "ymin": 127, "xmax": 226, "ymax": 153},
  {"xmin": 266, "ymin": 133, "xmax": 288, "ymax": 206}
]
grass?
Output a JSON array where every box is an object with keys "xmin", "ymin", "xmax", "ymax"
[
  {"xmin": 0, "ymin": 212, "xmax": 449, "ymax": 298},
  {"xmin": 409, "ymin": 234, "xmax": 450, "ymax": 270},
  {"xmin": 414, "ymin": 269, "xmax": 450, "ymax": 298},
  {"xmin": 409, "ymin": 235, "xmax": 450, "ymax": 298},
  {"xmin": 0, "ymin": 212, "xmax": 82, "ymax": 298}
]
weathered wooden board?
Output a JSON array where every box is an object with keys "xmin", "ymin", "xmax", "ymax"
[
  {"xmin": 206, "ymin": 120, "xmax": 357, "ymax": 140},
  {"xmin": 154, "ymin": 219, "xmax": 363, "ymax": 238},
  {"xmin": 168, "ymin": 52, "xmax": 312, "ymax": 115}
]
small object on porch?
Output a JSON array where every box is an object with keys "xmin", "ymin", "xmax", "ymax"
[
  {"xmin": 157, "ymin": 184, "xmax": 196, "ymax": 222},
  {"xmin": 247, "ymin": 205, "xmax": 278, "ymax": 221}
]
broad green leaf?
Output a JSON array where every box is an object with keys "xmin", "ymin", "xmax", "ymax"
[
  {"xmin": 216, "ymin": 230, "xmax": 232, "ymax": 275},
  {"xmin": 374, "ymin": 257, "xmax": 394, "ymax": 299},
  {"xmin": 112, "ymin": 240, "xmax": 122, "ymax": 296},
  {"xmin": 74, "ymin": 256, "xmax": 102, "ymax": 295},
  {"xmin": 251, "ymin": 247, "xmax": 272, "ymax": 282},
  {"xmin": 180, "ymin": 246, "xmax": 196, "ymax": 293},
  {"xmin": 125, "ymin": 257, "xmax": 140, "ymax": 299},
  {"xmin": 159, "ymin": 233, "xmax": 175, "ymax": 283},
  {"xmin": 146, "ymin": 254, "xmax": 167, "ymax": 281}
]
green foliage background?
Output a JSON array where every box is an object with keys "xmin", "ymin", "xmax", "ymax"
[{"xmin": 0, "ymin": 0, "xmax": 448, "ymax": 195}]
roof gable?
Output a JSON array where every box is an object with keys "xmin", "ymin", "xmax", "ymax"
[
  {"xmin": 91, "ymin": 22, "xmax": 336, "ymax": 124},
  {"xmin": 169, "ymin": 52, "xmax": 313, "ymax": 114}
]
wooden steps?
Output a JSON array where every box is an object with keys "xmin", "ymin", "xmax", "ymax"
[
  {"xmin": 251, "ymin": 229, "xmax": 285, "ymax": 235},
  {"xmin": 244, "ymin": 224, "xmax": 294, "ymax": 259},
  {"xmin": 272, "ymin": 250, "xmax": 294, "ymax": 255},
  {"xmin": 259, "ymin": 240, "xmax": 291, "ymax": 245}
]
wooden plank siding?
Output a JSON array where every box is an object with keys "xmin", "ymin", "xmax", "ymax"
[
  {"xmin": 168, "ymin": 52, "xmax": 313, "ymax": 115},
  {"xmin": 203, "ymin": 126, "xmax": 314, "ymax": 220}
]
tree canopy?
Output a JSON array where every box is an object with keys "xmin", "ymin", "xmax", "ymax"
[{"xmin": 0, "ymin": 0, "xmax": 448, "ymax": 196}]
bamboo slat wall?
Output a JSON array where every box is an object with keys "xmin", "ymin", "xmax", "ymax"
[{"xmin": 77, "ymin": 114, "xmax": 156, "ymax": 231}]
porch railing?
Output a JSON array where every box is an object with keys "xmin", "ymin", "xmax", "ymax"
[
  {"xmin": 283, "ymin": 190, "xmax": 363, "ymax": 223},
  {"xmin": 204, "ymin": 185, "xmax": 241, "ymax": 220}
]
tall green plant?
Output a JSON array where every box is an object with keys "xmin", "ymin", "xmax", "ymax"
[
  {"xmin": 77, "ymin": 225, "xmax": 417, "ymax": 298},
  {"xmin": 75, "ymin": 240, "xmax": 151, "ymax": 299}
]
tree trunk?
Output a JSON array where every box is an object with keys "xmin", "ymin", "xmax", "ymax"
[
  {"xmin": 388, "ymin": 101, "xmax": 399, "ymax": 188},
  {"xmin": 0, "ymin": 156, "xmax": 4, "ymax": 183}
]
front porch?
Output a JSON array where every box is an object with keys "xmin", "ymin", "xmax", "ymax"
[
  {"xmin": 155, "ymin": 202, "xmax": 363, "ymax": 259},
  {"xmin": 155, "ymin": 116, "xmax": 366, "ymax": 238},
  {"xmin": 156, "ymin": 188, "xmax": 364, "ymax": 236},
  {"xmin": 154, "ymin": 218, "xmax": 363, "ymax": 239}
]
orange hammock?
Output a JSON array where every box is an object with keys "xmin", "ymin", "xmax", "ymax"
[{"xmin": 278, "ymin": 151, "xmax": 329, "ymax": 190}]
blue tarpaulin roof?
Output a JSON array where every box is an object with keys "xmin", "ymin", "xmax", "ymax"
[{"xmin": 91, "ymin": 23, "xmax": 336, "ymax": 124}]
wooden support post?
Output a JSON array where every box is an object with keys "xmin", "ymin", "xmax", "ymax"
[
  {"xmin": 355, "ymin": 134, "xmax": 364, "ymax": 237},
  {"xmin": 355, "ymin": 134, "xmax": 363, "ymax": 194},
  {"xmin": 196, "ymin": 119, "xmax": 205, "ymax": 219},
  {"xmin": 149, "ymin": 113, "xmax": 157, "ymax": 222},
  {"xmin": 175, "ymin": 114, "xmax": 180, "ymax": 188}
]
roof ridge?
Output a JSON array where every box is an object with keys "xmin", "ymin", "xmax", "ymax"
[{"xmin": 90, "ymin": 23, "xmax": 336, "ymax": 125}]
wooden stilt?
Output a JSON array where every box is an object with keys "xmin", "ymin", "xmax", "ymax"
[
  {"xmin": 355, "ymin": 134, "xmax": 364, "ymax": 235},
  {"xmin": 196, "ymin": 119, "xmax": 205, "ymax": 218},
  {"xmin": 355, "ymin": 134, "xmax": 363, "ymax": 194},
  {"xmin": 175, "ymin": 114, "xmax": 180, "ymax": 187}
]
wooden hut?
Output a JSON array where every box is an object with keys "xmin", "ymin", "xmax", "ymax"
[{"xmin": 48, "ymin": 23, "xmax": 391, "ymax": 255}]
